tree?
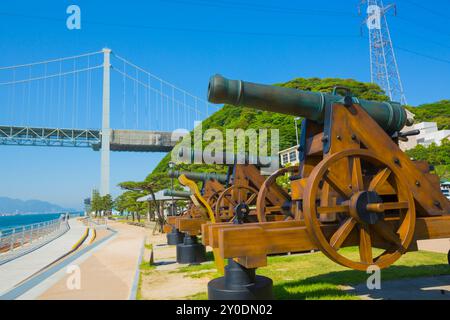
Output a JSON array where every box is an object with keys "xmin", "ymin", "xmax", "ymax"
[
  {"xmin": 101, "ymin": 194, "xmax": 114, "ymax": 216},
  {"xmin": 114, "ymin": 193, "xmax": 128, "ymax": 216},
  {"xmin": 91, "ymin": 189, "xmax": 102, "ymax": 218},
  {"xmin": 406, "ymin": 139, "xmax": 450, "ymax": 180}
]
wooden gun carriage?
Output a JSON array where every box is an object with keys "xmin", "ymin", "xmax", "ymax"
[
  {"xmin": 171, "ymin": 154, "xmax": 295, "ymax": 235},
  {"xmin": 165, "ymin": 170, "xmax": 227, "ymax": 237},
  {"xmin": 202, "ymin": 75, "xmax": 450, "ymax": 299}
]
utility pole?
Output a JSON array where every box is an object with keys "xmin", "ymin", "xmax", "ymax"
[
  {"xmin": 100, "ymin": 48, "xmax": 111, "ymax": 196},
  {"xmin": 361, "ymin": 0, "xmax": 407, "ymax": 105}
]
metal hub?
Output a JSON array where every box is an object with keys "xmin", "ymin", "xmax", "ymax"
[
  {"xmin": 234, "ymin": 203, "xmax": 250, "ymax": 223},
  {"xmin": 350, "ymin": 191, "xmax": 384, "ymax": 225}
]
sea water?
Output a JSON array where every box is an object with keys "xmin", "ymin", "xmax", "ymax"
[{"xmin": 0, "ymin": 212, "xmax": 83, "ymax": 231}]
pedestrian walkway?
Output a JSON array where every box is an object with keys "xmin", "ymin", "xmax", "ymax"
[
  {"xmin": 27, "ymin": 221, "xmax": 147, "ymax": 300},
  {"xmin": 347, "ymin": 275, "xmax": 450, "ymax": 300},
  {"xmin": 0, "ymin": 218, "xmax": 87, "ymax": 295},
  {"xmin": 418, "ymin": 238, "xmax": 450, "ymax": 254}
]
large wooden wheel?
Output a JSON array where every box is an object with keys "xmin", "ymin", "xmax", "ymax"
[
  {"xmin": 256, "ymin": 166, "xmax": 298, "ymax": 222},
  {"xmin": 303, "ymin": 149, "xmax": 416, "ymax": 271},
  {"xmin": 206, "ymin": 191, "xmax": 220, "ymax": 213},
  {"xmin": 215, "ymin": 184, "xmax": 258, "ymax": 222}
]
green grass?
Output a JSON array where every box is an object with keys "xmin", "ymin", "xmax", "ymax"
[
  {"xmin": 176, "ymin": 248, "xmax": 450, "ymax": 300},
  {"xmin": 186, "ymin": 292, "xmax": 208, "ymax": 300},
  {"xmin": 136, "ymin": 272, "xmax": 143, "ymax": 300},
  {"xmin": 140, "ymin": 260, "xmax": 156, "ymax": 273},
  {"xmin": 259, "ymin": 248, "xmax": 450, "ymax": 300}
]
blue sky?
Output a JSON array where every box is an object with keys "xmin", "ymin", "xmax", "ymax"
[{"xmin": 0, "ymin": 0, "xmax": 449, "ymax": 209}]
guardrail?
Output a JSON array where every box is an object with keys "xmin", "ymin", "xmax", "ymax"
[
  {"xmin": 0, "ymin": 214, "xmax": 70, "ymax": 265},
  {"xmin": 82, "ymin": 217, "xmax": 109, "ymax": 229}
]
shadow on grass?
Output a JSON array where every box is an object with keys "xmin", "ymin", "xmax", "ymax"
[{"xmin": 272, "ymin": 263, "xmax": 450, "ymax": 300}]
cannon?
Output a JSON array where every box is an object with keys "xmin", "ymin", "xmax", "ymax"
[
  {"xmin": 208, "ymin": 74, "xmax": 411, "ymax": 135},
  {"xmin": 164, "ymin": 170, "xmax": 227, "ymax": 264},
  {"xmin": 168, "ymin": 170, "xmax": 228, "ymax": 184},
  {"xmin": 174, "ymin": 164, "xmax": 294, "ymax": 232},
  {"xmin": 163, "ymin": 189, "xmax": 192, "ymax": 198},
  {"xmin": 203, "ymin": 75, "xmax": 450, "ymax": 300},
  {"xmin": 177, "ymin": 149, "xmax": 277, "ymax": 168},
  {"xmin": 163, "ymin": 189, "xmax": 193, "ymax": 245}
]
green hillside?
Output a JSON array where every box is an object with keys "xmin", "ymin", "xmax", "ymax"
[
  {"xmin": 144, "ymin": 77, "xmax": 389, "ymax": 188},
  {"xmin": 135, "ymin": 77, "xmax": 450, "ymax": 190},
  {"xmin": 406, "ymin": 100, "xmax": 450, "ymax": 130}
]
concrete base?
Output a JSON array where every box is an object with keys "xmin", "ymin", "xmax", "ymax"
[
  {"xmin": 208, "ymin": 259, "xmax": 273, "ymax": 300},
  {"xmin": 167, "ymin": 228, "xmax": 184, "ymax": 245},
  {"xmin": 176, "ymin": 235, "xmax": 206, "ymax": 264}
]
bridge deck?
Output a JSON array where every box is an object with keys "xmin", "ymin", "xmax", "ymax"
[{"xmin": 0, "ymin": 126, "xmax": 178, "ymax": 152}]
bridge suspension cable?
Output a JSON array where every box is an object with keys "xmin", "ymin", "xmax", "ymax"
[
  {"xmin": 0, "ymin": 48, "xmax": 219, "ymax": 135},
  {"xmin": 111, "ymin": 52, "xmax": 216, "ymax": 132},
  {"xmin": 0, "ymin": 50, "xmax": 104, "ymax": 129}
]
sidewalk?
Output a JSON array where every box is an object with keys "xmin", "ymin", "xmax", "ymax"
[
  {"xmin": 0, "ymin": 218, "xmax": 87, "ymax": 295},
  {"xmin": 347, "ymin": 275, "xmax": 450, "ymax": 300},
  {"xmin": 417, "ymin": 238, "xmax": 450, "ymax": 254},
  {"xmin": 30, "ymin": 221, "xmax": 147, "ymax": 300}
]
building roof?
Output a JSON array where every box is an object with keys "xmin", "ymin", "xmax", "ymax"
[{"xmin": 278, "ymin": 145, "xmax": 299, "ymax": 154}]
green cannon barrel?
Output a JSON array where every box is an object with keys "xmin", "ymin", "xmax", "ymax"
[
  {"xmin": 163, "ymin": 189, "xmax": 192, "ymax": 198},
  {"xmin": 178, "ymin": 148, "xmax": 277, "ymax": 168},
  {"xmin": 168, "ymin": 170, "xmax": 228, "ymax": 184},
  {"xmin": 208, "ymin": 74, "xmax": 408, "ymax": 134}
]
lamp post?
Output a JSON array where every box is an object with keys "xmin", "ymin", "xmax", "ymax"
[
  {"xmin": 168, "ymin": 161, "xmax": 175, "ymax": 216},
  {"xmin": 294, "ymin": 117, "xmax": 301, "ymax": 146}
]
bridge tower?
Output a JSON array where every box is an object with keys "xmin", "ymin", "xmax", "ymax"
[{"xmin": 100, "ymin": 48, "xmax": 111, "ymax": 196}]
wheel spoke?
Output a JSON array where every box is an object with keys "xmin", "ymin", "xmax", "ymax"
[
  {"xmin": 372, "ymin": 220, "xmax": 401, "ymax": 246},
  {"xmin": 317, "ymin": 205, "xmax": 350, "ymax": 214},
  {"xmin": 245, "ymin": 193, "xmax": 257, "ymax": 205},
  {"xmin": 223, "ymin": 195, "xmax": 237, "ymax": 207},
  {"xmin": 324, "ymin": 170, "xmax": 353, "ymax": 199},
  {"xmin": 330, "ymin": 217, "xmax": 357, "ymax": 250},
  {"xmin": 359, "ymin": 225, "xmax": 373, "ymax": 264},
  {"xmin": 368, "ymin": 168, "xmax": 392, "ymax": 192},
  {"xmin": 351, "ymin": 157, "xmax": 364, "ymax": 192}
]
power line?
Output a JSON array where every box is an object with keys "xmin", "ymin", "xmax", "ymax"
[
  {"xmin": 360, "ymin": 35, "xmax": 450, "ymax": 65},
  {"xmin": 401, "ymin": 0, "xmax": 450, "ymax": 20},
  {"xmin": 394, "ymin": 45, "xmax": 450, "ymax": 64},
  {"xmin": 0, "ymin": 11, "xmax": 359, "ymax": 39},
  {"xmin": 394, "ymin": 15, "xmax": 450, "ymax": 38},
  {"xmin": 393, "ymin": 25, "xmax": 450, "ymax": 50},
  {"xmin": 160, "ymin": 0, "xmax": 359, "ymax": 18}
]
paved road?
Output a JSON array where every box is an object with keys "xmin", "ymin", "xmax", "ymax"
[
  {"xmin": 348, "ymin": 275, "xmax": 450, "ymax": 300},
  {"xmin": 29, "ymin": 222, "xmax": 147, "ymax": 300},
  {"xmin": 0, "ymin": 218, "xmax": 87, "ymax": 295}
]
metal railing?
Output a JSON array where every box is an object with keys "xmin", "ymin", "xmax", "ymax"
[
  {"xmin": 82, "ymin": 217, "xmax": 109, "ymax": 229},
  {"xmin": 0, "ymin": 214, "xmax": 70, "ymax": 265}
]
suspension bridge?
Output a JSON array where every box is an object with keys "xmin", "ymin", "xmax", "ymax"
[{"xmin": 0, "ymin": 48, "xmax": 218, "ymax": 196}]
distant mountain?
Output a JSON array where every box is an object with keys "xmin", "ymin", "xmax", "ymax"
[{"xmin": 0, "ymin": 197, "xmax": 74, "ymax": 214}]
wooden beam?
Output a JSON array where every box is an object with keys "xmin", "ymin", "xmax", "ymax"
[{"xmin": 176, "ymin": 217, "xmax": 208, "ymax": 236}]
